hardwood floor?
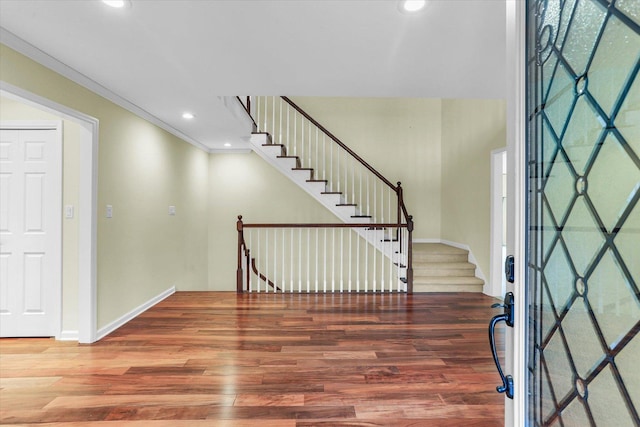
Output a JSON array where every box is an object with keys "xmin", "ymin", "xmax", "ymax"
[{"xmin": 0, "ymin": 292, "xmax": 505, "ymax": 426}]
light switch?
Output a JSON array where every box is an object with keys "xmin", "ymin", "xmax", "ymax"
[
  {"xmin": 65, "ymin": 205, "xmax": 74, "ymax": 219},
  {"xmin": 106, "ymin": 205, "xmax": 113, "ymax": 219},
  {"xmin": 168, "ymin": 205, "xmax": 176, "ymax": 216}
]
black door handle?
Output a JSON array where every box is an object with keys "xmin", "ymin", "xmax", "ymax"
[{"xmin": 489, "ymin": 292, "xmax": 514, "ymax": 399}]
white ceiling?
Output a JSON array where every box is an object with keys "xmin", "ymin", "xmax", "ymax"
[{"xmin": 0, "ymin": 0, "xmax": 507, "ymax": 151}]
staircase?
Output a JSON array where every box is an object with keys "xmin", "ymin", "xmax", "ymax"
[
  {"xmin": 412, "ymin": 243, "xmax": 484, "ymax": 292},
  {"xmin": 235, "ymin": 96, "xmax": 413, "ymax": 293}
]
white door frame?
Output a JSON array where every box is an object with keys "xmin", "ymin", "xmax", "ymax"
[
  {"xmin": 489, "ymin": 147, "xmax": 507, "ymax": 298},
  {"xmin": 0, "ymin": 121, "xmax": 62, "ymax": 338},
  {"xmin": 1, "ymin": 82, "xmax": 99, "ymax": 343},
  {"xmin": 505, "ymin": 0, "xmax": 527, "ymax": 426}
]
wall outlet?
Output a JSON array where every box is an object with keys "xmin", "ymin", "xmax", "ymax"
[
  {"xmin": 106, "ymin": 205, "xmax": 113, "ymax": 219},
  {"xmin": 64, "ymin": 205, "xmax": 74, "ymax": 219},
  {"xmin": 168, "ymin": 205, "xmax": 176, "ymax": 216}
]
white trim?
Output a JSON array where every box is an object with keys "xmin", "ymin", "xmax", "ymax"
[
  {"xmin": 505, "ymin": 0, "xmax": 527, "ymax": 426},
  {"xmin": 1, "ymin": 82, "xmax": 99, "ymax": 343},
  {"xmin": 59, "ymin": 330, "xmax": 79, "ymax": 341},
  {"xmin": 489, "ymin": 148, "xmax": 507, "ymax": 298},
  {"xmin": 411, "ymin": 238, "xmax": 441, "ymax": 244},
  {"xmin": 0, "ymin": 28, "xmax": 209, "ymax": 153},
  {"xmin": 96, "ymin": 286, "xmax": 175, "ymax": 341},
  {"xmin": 412, "ymin": 238, "xmax": 488, "ymax": 286}
]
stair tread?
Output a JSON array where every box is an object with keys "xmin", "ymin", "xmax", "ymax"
[
  {"xmin": 336, "ymin": 203, "xmax": 357, "ymax": 207},
  {"xmin": 292, "ymin": 167, "xmax": 312, "ymax": 170},
  {"xmin": 278, "ymin": 155, "xmax": 299, "ymax": 159},
  {"xmin": 322, "ymin": 191, "xmax": 342, "ymax": 195},
  {"xmin": 263, "ymin": 143, "xmax": 284, "ymax": 147},
  {"xmin": 307, "ymin": 179, "xmax": 328, "ymax": 183},
  {"xmin": 413, "ymin": 262, "xmax": 476, "ymax": 269},
  {"xmin": 351, "ymin": 215, "xmax": 372, "ymax": 218}
]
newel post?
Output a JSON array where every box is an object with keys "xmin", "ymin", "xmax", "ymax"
[
  {"xmin": 237, "ymin": 215, "xmax": 244, "ymax": 293},
  {"xmin": 407, "ymin": 215, "xmax": 414, "ymax": 294}
]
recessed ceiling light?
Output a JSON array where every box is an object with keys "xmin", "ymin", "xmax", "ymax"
[
  {"xmin": 103, "ymin": 0, "xmax": 131, "ymax": 8},
  {"xmin": 182, "ymin": 112, "xmax": 195, "ymax": 119},
  {"xmin": 224, "ymin": 143, "xmax": 232, "ymax": 147},
  {"xmin": 399, "ymin": 0, "xmax": 426, "ymax": 13}
]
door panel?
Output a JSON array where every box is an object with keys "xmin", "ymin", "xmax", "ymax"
[
  {"xmin": 0, "ymin": 127, "xmax": 61, "ymax": 337},
  {"xmin": 526, "ymin": 0, "xmax": 640, "ymax": 425}
]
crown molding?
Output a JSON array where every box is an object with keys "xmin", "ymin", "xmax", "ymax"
[{"xmin": 0, "ymin": 27, "xmax": 209, "ymax": 152}]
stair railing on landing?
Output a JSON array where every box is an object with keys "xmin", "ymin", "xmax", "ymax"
[
  {"xmin": 237, "ymin": 216, "xmax": 413, "ymax": 293},
  {"xmin": 236, "ymin": 96, "xmax": 414, "ymax": 293}
]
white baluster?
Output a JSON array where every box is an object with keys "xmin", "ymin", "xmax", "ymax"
[
  {"xmin": 290, "ymin": 229, "xmax": 294, "ymax": 293},
  {"xmin": 323, "ymin": 134, "xmax": 326, "ymax": 181},
  {"xmin": 330, "ymin": 140, "xmax": 333, "ymax": 191},
  {"xmin": 271, "ymin": 97, "xmax": 275, "ymax": 138},
  {"xmin": 306, "ymin": 228, "xmax": 310, "ymax": 292},
  {"xmin": 279, "ymin": 99, "xmax": 282, "ymax": 146},
  {"xmin": 248, "ymin": 229, "xmax": 253, "ymax": 292},
  {"xmin": 373, "ymin": 231, "xmax": 377, "ymax": 291},
  {"xmin": 331, "ymin": 228, "xmax": 344, "ymax": 292},
  {"xmin": 323, "ymin": 228, "xmax": 327, "ymax": 293},
  {"xmin": 356, "ymin": 231, "xmax": 361, "ymax": 292},
  {"xmin": 315, "ymin": 228, "xmax": 319, "ymax": 293},
  {"xmin": 298, "ymin": 228, "xmax": 302, "ymax": 292},
  {"xmin": 348, "ymin": 229, "xmax": 352, "ymax": 292},
  {"xmin": 286, "ymin": 105, "xmax": 290, "ymax": 154}
]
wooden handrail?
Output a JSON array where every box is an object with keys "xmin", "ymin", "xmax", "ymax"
[
  {"xmin": 281, "ymin": 97, "xmax": 398, "ymax": 191},
  {"xmin": 241, "ymin": 222, "xmax": 409, "ymax": 229}
]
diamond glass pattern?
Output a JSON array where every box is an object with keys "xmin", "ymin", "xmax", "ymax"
[
  {"xmin": 561, "ymin": 0, "xmax": 607, "ymax": 76},
  {"xmin": 588, "ymin": 14, "xmax": 640, "ymax": 117},
  {"xmin": 589, "ymin": 365, "xmax": 637, "ymax": 427},
  {"xmin": 588, "ymin": 249, "xmax": 640, "ymax": 349},
  {"xmin": 588, "ymin": 134, "xmax": 640, "ymax": 232},
  {"xmin": 527, "ymin": 0, "xmax": 640, "ymax": 425},
  {"xmin": 561, "ymin": 95, "xmax": 604, "ymax": 175}
]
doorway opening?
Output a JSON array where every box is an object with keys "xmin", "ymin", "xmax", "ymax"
[{"xmin": 1, "ymin": 83, "xmax": 98, "ymax": 343}]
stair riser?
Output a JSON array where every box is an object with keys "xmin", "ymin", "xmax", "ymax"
[
  {"xmin": 413, "ymin": 284, "xmax": 484, "ymax": 293},
  {"xmin": 413, "ymin": 268, "xmax": 476, "ymax": 277}
]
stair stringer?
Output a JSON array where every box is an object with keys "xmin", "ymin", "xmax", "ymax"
[{"xmin": 250, "ymin": 133, "xmax": 408, "ymax": 290}]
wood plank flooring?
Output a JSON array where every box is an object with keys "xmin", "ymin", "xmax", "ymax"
[{"xmin": 0, "ymin": 292, "xmax": 505, "ymax": 426}]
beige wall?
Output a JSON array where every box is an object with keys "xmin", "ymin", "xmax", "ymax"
[
  {"xmin": 1, "ymin": 44, "xmax": 209, "ymax": 330},
  {"xmin": 441, "ymin": 99, "xmax": 507, "ymax": 280},
  {"xmin": 288, "ymin": 97, "xmax": 443, "ymax": 239},
  {"xmin": 2, "ymin": 44, "xmax": 507, "ymax": 309},
  {"xmin": 207, "ymin": 152, "xmax": 337, "ymax": 290},
  {"xmin": 0, "ymin": 96, "xmax": 82, "ymax": 332}
]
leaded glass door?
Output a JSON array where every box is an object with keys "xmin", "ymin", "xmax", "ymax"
[{"xmin": 526, "ymin": 0, "xmax": 640, "ymax": 425}]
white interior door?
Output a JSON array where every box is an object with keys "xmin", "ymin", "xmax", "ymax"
[{"xmin": 0, "ymin": 123, "xmax": 62, "ymax": 337}]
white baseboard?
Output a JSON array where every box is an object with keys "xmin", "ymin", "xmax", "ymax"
[
  {"xmin": 96, "ymin": 286, "xmax": 175, "ymax": 341},
  {"xmin": 412, "ymin": 238, "xmax": 441, "ymax": 243},
  {"xmin": 59, "ymin": 330, "xmax": 79, "ymax": 341},
  {"xmin": 413, "ymin": 238, "xmax": 488, "ymax": 289}
]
